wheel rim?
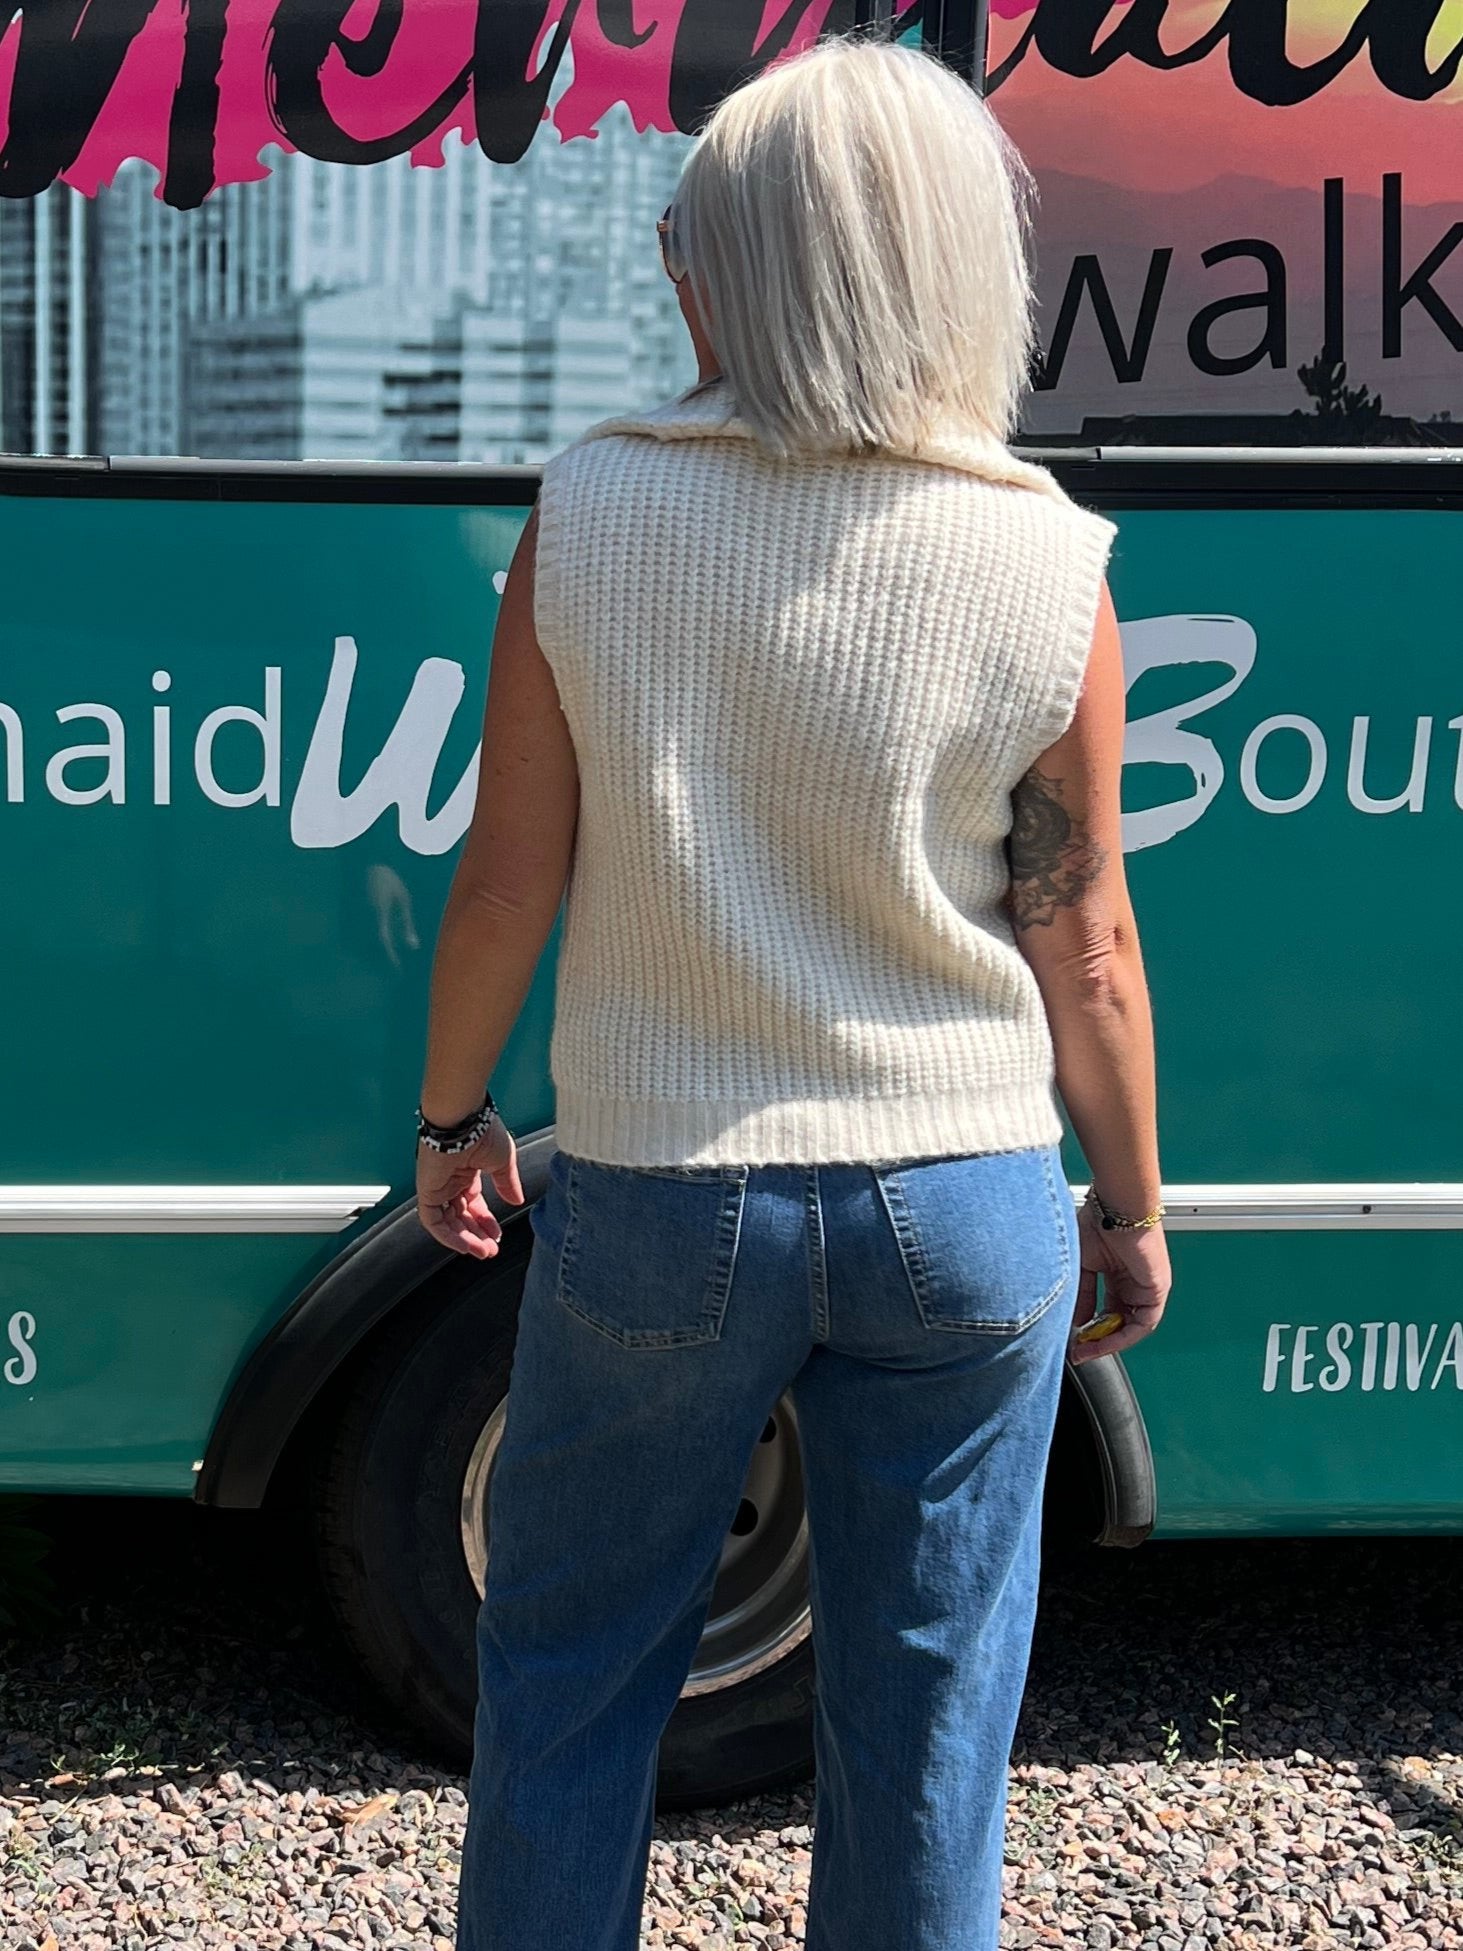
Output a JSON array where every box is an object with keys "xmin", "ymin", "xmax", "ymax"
[{"xmin": 460, "ymin": 1392, "xmax": 811, "ymax": 1696}]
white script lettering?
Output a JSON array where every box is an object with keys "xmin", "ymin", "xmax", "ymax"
[
  {"xmin": 4, "ymin": 1311, "xmax": 37, "ymax": 1387},
  {"xmin": 1119, "ymin": 616, "xmax": 1258, "ymax": 853},
  {"xmin": 291, "ymin": 636, "xmax": 479, "ymax": 856}
]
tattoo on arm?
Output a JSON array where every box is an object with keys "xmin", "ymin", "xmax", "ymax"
[{"xmin": 1005, "ymin": 765, "xmax": 1108, "ymax": 930}]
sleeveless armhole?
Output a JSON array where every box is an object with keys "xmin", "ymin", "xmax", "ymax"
[
  {"xmin": 1026, "ymin": 503, "xmax": 1119, "ymax": 763},
  {"xmin": 531, "ymin": 445, "xmax": 573, "ymax": 673}
]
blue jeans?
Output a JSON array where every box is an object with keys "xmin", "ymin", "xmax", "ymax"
[{"xmin": 457, "ymin": 1142, "xmax": 1078, "ymax": 1951}]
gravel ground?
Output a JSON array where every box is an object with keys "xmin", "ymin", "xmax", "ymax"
[{"xmin": 0, "ymin": 1500, "xmax": 1457, "ymax": 1950}]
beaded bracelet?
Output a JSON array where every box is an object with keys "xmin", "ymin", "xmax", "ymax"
[
  {"xmin": 416, "ymin": 1089, "xmax": 499, "ymax": 1155},
  {"xmin": 1084, "ymin": 1185, "xmax": 1166, "ymax": 1232}
]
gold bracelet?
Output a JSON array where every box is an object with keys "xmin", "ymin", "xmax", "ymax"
[{"xmin": 1084, "ymin": 1186, "xmax": 1166, "ymax": 1231}]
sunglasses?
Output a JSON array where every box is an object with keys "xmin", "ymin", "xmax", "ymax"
[{"xmin": 657, "ymin": 204, "xmax": 688, "ymax": 285}]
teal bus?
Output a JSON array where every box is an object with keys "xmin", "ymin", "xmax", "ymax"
[
  {"xmin": 2, "ymin": 448, "xmax": 1460, "ymax": 1803},
  {"xmin": 0, "ymin": 0, "xmax": 1460, "ymax": 1807}
]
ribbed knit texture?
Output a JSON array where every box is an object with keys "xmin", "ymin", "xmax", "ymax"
[{"xmin": 533, "ymin": 382, "xmax": 1117, "ymax": 1168}]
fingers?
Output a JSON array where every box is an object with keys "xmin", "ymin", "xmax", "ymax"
[
  {"xmin": 1068, "ymin": 1239, "xmax": 1171, "ymax": 1363},
  {"xmin": 1068, "ymin": 1305, "xmax": 1160, "ymax": 1361},
  {"xmin": 490, "ymin": 1157, "xmax": 526, "ymax": 1206},
  {"xmin": 1068, "ymin": 1312, "xmax": 1155, "ymax": 1365},
  {"xmin": 486, "ymin": 1130, "xmax": 526, "ymax": 1206},
  {"xmin": 423, "ymin": 1211, "xmax": 500, "ymax": 1259},
  {"xmin": 1104, "ymin": 1267, "xmax": 1169, "ymax": 1320},
  {"xmin": 418, "ymin": 1194, "xmax": 501, "ymax": 1259},
  {"xmin": 460, "ymin": 1185, "xmax": 504, "ymax": 1241},
  {"xmin": 416, "ymin": 1131, "xmax": 531, "ymax": 1257},
  {"xmin": 415, "ymin": 1164, "xmax": 505, "ymax": 1260},
  {"xmin": 1074, "ymin": 1263, "xmax": 1101, "ymax": 1327},
  {"xmin": 1067, "ymin": 1291, "xmax": 1167, "ymax": 1365}
]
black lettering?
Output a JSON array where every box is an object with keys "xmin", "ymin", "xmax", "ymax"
[
  {"xmin": 164, "ymin": 0, "xmax": 229, "ymax": 210},
  {"xmin": 1186, "ymin": 239, "xmax": 1287, "ymax": 378},
  {"xmin": 991, "ymin": 0, "xmax": 1226, "ymax": 94},
  {"xmin": 0, "ymin": 0, "xmax": 163, "ymax": 198},
  {"xmin": 991, "ymin": 0, "xmax": 1389, "ymax": 106},
  {"xmin": 6, "ymin": 0, "xmax": 1455, "ymax": 207},
  {"xmin": 333, "ymin": 0, "xmax": 403, "ymax": 73},
  {"xmin": 597, "ymin": 0, "xmax": 656, "ymax": 49},
  {"xmin": 1033, "ymin": 249, "xmax": 1173, "ymax": 392},
  {"xmin": 669, "ymin": 0, "xmax": 829, "ymax": 132},
  {"xmin": 264, "ymin": 0, "xmax": 469, "ymax": 165},
  {"xmin": 1029, "ymin": 0, "xmax": 1141, "ymax": 76},
  {"xmin": 1366, "ymin": 0, "xmax": 1463, "ymax": 98},
  {"xmin": 1224, "ymin": 0, "xmax": 1369, "ymax": 105},
  {"xmin": 1323, "ymin": 177, "xmax": 1346, "ymax": 364},
  {"xmin": 1382, "ymin": 170, "xmax": 1463, "ymax": 358},
  {"xmin": 474, "ymin": 0, "xmax": 583, "ymax": 166},
  {"xmin": 1135, "ymin": 0, "xmax": 1230, "ymax": 73},
  {"xmin": 987, "ymin": 18, "xmax": 1036, "ymax": 92}
]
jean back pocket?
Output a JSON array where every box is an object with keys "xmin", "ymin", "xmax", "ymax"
[
  {"xmin": 872, "ymin": 1144, "xmax": 1074, "ymax": 1335},
  {"xmin": 554, "ymin": 1153, "xmax": 749, "ymax": 1349}
]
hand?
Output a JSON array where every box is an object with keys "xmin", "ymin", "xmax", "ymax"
[
  {"xmin": 416, "ymin": 1116, "xmax": 526, "ymax": 1259},
  {"xmin": 1068, "ymin": 1198, "xmax": 1171, "ymax": 1365}
]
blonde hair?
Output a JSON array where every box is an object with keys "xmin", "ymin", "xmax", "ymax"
[{"xmin": 671, "ymin": 36, "xmax": 1036, "ymax": 458}]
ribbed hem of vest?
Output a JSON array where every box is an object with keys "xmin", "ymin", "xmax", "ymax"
[{"xmin": 551, "ymin": 1083, "xmax": 1066, "ymax": 1170}]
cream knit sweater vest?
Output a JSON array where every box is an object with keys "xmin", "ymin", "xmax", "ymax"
[{"xmin": 533, "ymin": 383, "xmax": 1117, "ymax": 1168}]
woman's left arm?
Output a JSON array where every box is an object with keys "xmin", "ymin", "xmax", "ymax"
[{"xmin": 416, "ymin": 506, "xmax": 580, "ymax": 1257}]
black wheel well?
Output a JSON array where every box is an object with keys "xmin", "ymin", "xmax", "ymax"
[
  {"xmin": 1046, "ymin": 1356, "xmax": 1157, "ymax": 1549},
  {"xmin": 195, "ymin": 1125, "xmax": 558, "ymax": 1510}
]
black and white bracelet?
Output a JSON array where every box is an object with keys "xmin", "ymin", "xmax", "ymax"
[{"xmin": 416, "ymin": 1090, "xmax": 499, "ymax": 1155}]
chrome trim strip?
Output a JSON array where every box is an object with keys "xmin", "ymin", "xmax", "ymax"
[
  {"xmin": 1093, "ymin": 446, "xmax": 1463, "ymax": 467},
  {"xmin": 1073, "ymin": 1184, "xmax": 1463, "ymax": 1232},
  {"xmin": 0, "ymin": 1186, "xmax": 392, "ymax": 1235},
  {"xmin": 3, "ymin": 1182, "xmax": 1458, "ymax": 1236}
]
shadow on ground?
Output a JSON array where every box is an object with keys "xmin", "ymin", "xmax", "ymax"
[
  {"xmin": 0, "ymin": 1498, "xmax": 1457, "ymax": 1844},
  {"xmin": 1028, "ymin": 1528, "xmax": 1462, "ymax": 1853}
]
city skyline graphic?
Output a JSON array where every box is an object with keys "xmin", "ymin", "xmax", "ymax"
[{"xmin": 0, "ymin": 104, "xmax": 699, "ymax": 466}]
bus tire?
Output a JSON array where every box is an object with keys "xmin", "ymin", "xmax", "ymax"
[{"xmin": 313, "ymin": 1233, "xmax": 816, "ymax": 1811}]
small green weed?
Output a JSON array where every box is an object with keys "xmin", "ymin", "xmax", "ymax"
[{"xmin": 1207, "ymin": 1690, "xmax": 1241, "ymax": 1761}]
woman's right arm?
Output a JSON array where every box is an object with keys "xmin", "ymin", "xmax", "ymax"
[{"xmin": 1007, "ymin": 579, "xmax": 1172, "ymax": 1359}]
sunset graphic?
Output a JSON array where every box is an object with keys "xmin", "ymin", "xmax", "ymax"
[
  {"xmin": 987, "ymin": 0, "xmax": 1463, "ymax": 433},
  {"xmin": 989, "ymin": 0, "xmax": 1463, "ymax": 203}
]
